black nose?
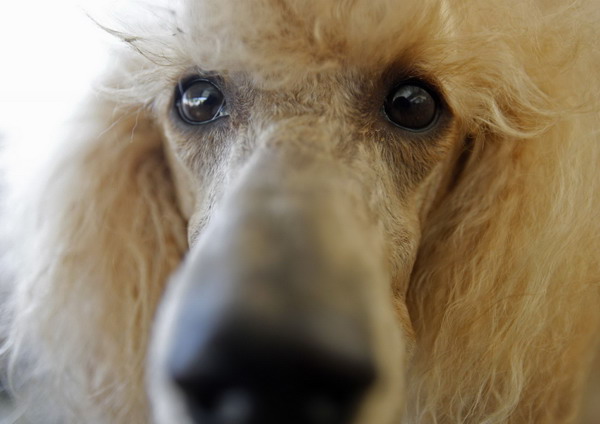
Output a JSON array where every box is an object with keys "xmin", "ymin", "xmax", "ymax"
[{"xmin": 169, "ymin": 313, "xmax": 375, "ymax": 424}]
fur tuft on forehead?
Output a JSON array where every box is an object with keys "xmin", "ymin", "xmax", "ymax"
[
  {"xmin": 103, "ymin": 0, "xmax": 599, "ymax": 139},
  {"xmin": 175, "ymin": 0, "xmax": 448, "ymax": 72}
]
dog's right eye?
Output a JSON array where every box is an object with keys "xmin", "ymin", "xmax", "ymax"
[
  {"xmin": 383, "ymin": 81, "xmax": 439, "ymax": 131},
  {"xmin": 176, "ymin": 79, "xmax": 227, "ymax": 125}
]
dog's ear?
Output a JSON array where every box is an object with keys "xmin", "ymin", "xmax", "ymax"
[
  {"xmin": 407, "ymin": 59, "xmax": 600, "ymax": 424},
  {"xmin": 4, "ymin": 90, "xmax": 187, "ymax": 421}
]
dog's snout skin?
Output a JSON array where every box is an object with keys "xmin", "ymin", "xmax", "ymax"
[
  {"xmin": 150, "ymin": 148, "xmax": 412, "ymax": 424},
  {"xmin": 169, "ymin": 246, "xmax": 376, "ymax": 424},
  {"xmin": 166, "ymin": 174, "xmax": 378, "ymax": 424}
]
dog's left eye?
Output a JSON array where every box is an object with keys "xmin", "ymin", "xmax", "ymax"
[
  {"xmin": 176, "ymin": 79, "xmax": 227, "ymax": 125},
  {"xmin": 383, "ymin": 82, "xmax": 439, "ymax": 131}
]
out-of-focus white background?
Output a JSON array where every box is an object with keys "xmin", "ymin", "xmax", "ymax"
[{"xmin": 0, "ymin": 0, "xmax": 112, "ymax": 140}]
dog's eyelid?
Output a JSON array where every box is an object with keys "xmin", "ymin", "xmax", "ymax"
[
  {"xmin": 178, "ymin": 74, "xmax": 224, "ymax": 90},
  {"xmin": 180, "ymin": 68, "xmax": 226, "ymax": 84}
]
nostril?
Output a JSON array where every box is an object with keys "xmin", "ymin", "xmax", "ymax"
[
  {"xmin": 174, "ymin": 377, "xmax": 255, "ymax": 423},
  {"xmin": 175, "ymin": 378, "xmax": 224, "ymax": 412},
  {"xmin": 169, "ymin": 318, "xmax": 375, "ymax": 424},
  {"xmin": 179, "ymin": 384, "xmax": 363, "ymax": 424}
]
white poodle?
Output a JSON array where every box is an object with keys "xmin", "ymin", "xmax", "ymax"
[{"xmin": 1, "ymin": 0, "xmax": 599, "ymax": 423}]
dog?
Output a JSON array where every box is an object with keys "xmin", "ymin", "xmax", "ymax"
[{"xmin": 1, "ymin": 0, "xmax": 599, "ymax": 423}]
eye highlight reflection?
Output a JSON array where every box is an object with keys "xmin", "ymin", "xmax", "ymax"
[{"xmin": 176, "ymin": 79, "xmax": 228, "ymax": 125}]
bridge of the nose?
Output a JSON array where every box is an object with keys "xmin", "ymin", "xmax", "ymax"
[{"xmin": 167, "ymin": 168, "xmax": 377, "ymax": 424}]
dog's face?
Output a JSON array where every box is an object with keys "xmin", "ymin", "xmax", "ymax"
[{"xmin": 145, "ymin": 1, "xmax": 464, "ymax": 423}]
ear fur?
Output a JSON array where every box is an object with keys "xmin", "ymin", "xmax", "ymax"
[
  {"xmin": 407, "ymin": 4, "xmax": 600, "ymax": 421},
  {"xmin": 1, "ymin": 91, "xmax": 187, "ymax": 422}
]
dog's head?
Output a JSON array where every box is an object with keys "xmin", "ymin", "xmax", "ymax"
[
  {"xmin": 108, "ymin": 1, "xmax": 593, "ymax": 423},
  {"xmin": 138, "ymin": 2, "xmax": 468, "ymax": 423}
]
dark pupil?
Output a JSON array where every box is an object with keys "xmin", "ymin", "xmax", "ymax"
[
  {"xmin": 179, "ymin": 81, "xmax": 224, "ymax": 124},
  {"xmin": 385, "ymin": 85, "xmax": 436, "ymax": 130}
]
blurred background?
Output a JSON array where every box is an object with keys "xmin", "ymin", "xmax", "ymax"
[{"xmin": 0, "ymin": 0, "xmax": 111, "ymax": 142}]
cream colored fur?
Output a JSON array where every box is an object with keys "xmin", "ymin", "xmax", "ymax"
[{"xmin": 1, "ymin": 0, "xmax": 599, "ymax": 423}]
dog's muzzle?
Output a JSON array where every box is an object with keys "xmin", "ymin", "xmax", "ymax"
[{"xmin": 162, "ymin": 157, "xmax": 378, "ymax": 424}]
